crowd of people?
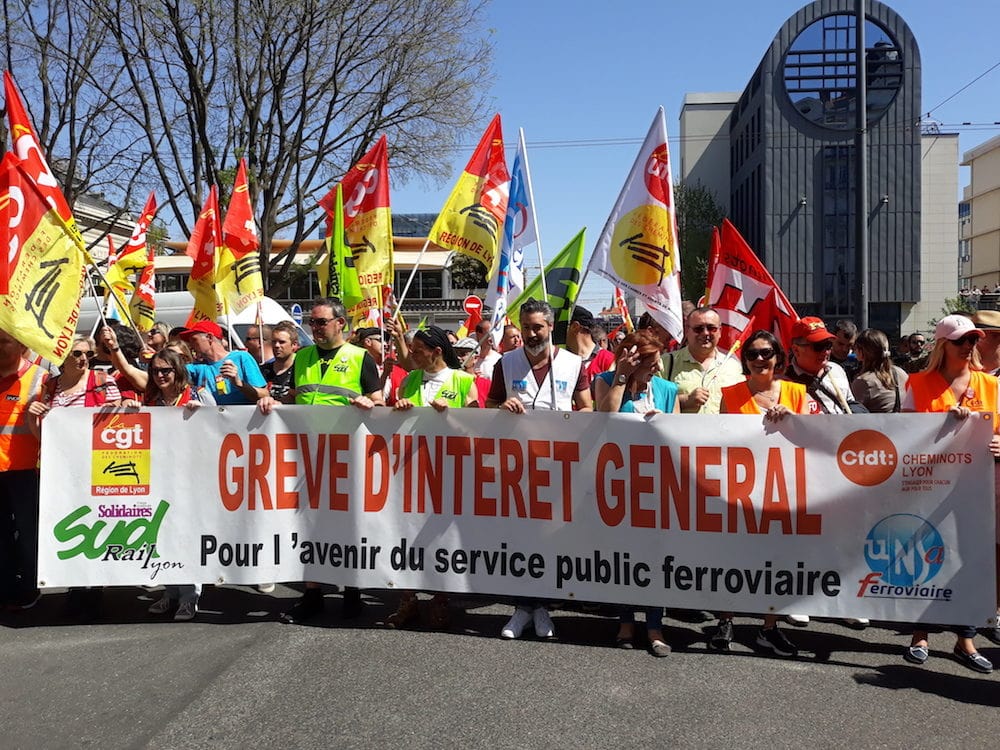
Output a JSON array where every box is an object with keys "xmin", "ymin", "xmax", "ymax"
[{"xmin": 1, "ymin": 298, "xmax": 999, "ymax": 672}]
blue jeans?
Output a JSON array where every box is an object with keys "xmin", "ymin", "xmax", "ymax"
[
  {"xmin": 0, "ymin": 470, "xmax": 39, "ymax": 602},
  {"xmin": 619, "ymin": 606, "xmax": 664, "ymax": 632}
]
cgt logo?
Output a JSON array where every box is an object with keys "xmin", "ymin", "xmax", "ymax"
[
  {"xmin": 92, "ymin": 412, "xmax": 151, "ymax": 451},
  {"xmin": 837, "ymin": 430, "xmax": 897, "ymax": 486}
]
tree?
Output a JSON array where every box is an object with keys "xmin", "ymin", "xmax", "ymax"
[
  {"xmin": 448, "ymin": 253, "xmax": 488, "ymax": 292},
  {"xmin": 675, "ymin": 182, "xmax": 727, "ymax": 301}
]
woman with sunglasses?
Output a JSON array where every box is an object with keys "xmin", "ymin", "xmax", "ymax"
[
  {"xmin": 594, "ymin": 328, "xmax": 679, "ymax": 657},
  {"xmin": 900, "ymin": 314, "xmax": 998, "ymax": 673},
  {"xmin": 143, "ymin": 349, "xmax": 214, "ymax": 621},
  {"xmin": 709, "ymin": 331, "xmax": 809, "ymax": 657}
]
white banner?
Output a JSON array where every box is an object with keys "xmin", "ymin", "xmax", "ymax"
[{"xmin": 38, "ymin": 407, "xmax": 997, "ymax": 624}]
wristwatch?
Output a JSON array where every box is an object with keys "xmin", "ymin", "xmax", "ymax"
[{"xmin": 616, "ymin": 373, "xmax": 628, "ymax": 385}]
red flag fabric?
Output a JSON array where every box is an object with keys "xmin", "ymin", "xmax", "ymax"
[
  {"xmin": 706, "ymin": 219, "xmax": 799, "ymax": 350},
  {"xmin": 218, "ymin": 159, "xmax": 264, "ymax": 313},
  {"xmin": 185, "ymin": 187, "xmax": 223, "ymax": 325}
]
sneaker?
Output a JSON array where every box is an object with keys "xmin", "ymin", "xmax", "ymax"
[
  {"xmin": 979, "ymin": 626, "xmax": 1000, "ymax": 646},
  {"xmin": 709, "ymin": 618, "xmax": 734, "ymax": 651},
  {"xmin": 500, "ymin": 606, "xmax": 533, "ymax": 639},
  {"xmin": 174, "ymin": 599, "xmax": 197, "ymax": 621},
  {"xmin": 844, "ymin": 618, "xmax": 869, "ymax": 629},
  {"xmin": 785, "ymin": 614, "xmax": 810, "ymax": 626},
  {"xmin": 904, "ymin": 644, "xmax": 929, "ymax": 665},
  {"xmin": 256, "ymin": 583, "xmax": 276, "ymax": 593},
  {"xmin": 386, "ymin": 597, "xmax": 419, "ymax": 629},
  {"xmin": 756, "ymin": 627, "xmax": 798, "ymax": 657},
  {"xmin": 953, "ymin": 646, "xmax": 993, "ymax": 674},
  {"xmin": 341, "ymin": 587, "xmax": 362, "ymax": 619},
  {"xmin": 532, "ymin": 606, "xmax": 555, "ymax": 638},
  {"xmin": 649, "ymin": 639, "xmax": 672, "ymax": 657},
  {"xmin": 148, "ymin": 596, "xmax": 174, "ymax": 615},
  {"xmin": 280, "ymin": 589, "xmax": 324, "ymax": 624}
]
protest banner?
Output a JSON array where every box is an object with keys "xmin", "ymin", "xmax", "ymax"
[{"xmin": 38, "ymin": 407, "xmax": 996, "ymax": 624}]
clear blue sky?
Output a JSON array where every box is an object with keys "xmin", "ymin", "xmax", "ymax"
[{"xmin": 390, "ymin": 0, "xmax": 1000, "ymax": 309}]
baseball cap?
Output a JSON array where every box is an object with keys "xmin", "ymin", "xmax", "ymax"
[
  {"xmin": 971, "ymin": 310, "xmax": 1000, "ymax": 331},
  {"xmin": 934, "ymin": 314, "xmax": 984, "ymax": 341},
  {"xmin": 790, "ymin": 316, "xmax": 836, "ymax": 343},
  {"xmin": 354, "ymin": 327, "xmax": 381, "ymax": 342},
  {"xmin": 177, "ymin": 320, "xmax": 222, "ymax": 340},
  {"xmin": 454, "ymin": 337, "xmax": 478, "ymax": 351}
]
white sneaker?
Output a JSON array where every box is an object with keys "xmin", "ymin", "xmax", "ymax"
[
  {"xmin": 844, "ymin": 617, "xmax": 869, "ymax": 628},
  {"xmin": 786, "ymin": 614, "xmax": 810, "ymax": 626},
  {"xmin": 174, "ymin": 599, "xmax": 198, "ymax": 621},
  {"xmin": 500, "ymin": 606, "xmax": 533, "ymax": 639},
  {"xmin": 256, "ymin": 583, "xmax": 276, "ymax": 593},
  {"xmin": 148, "ymin": 596, "xmax": 173, "ymax": 614},
  {"xmin": 532, "ymin": 606, "xmax": 555, "ymax": 638}
]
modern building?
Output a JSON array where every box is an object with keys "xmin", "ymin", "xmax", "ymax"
[
  {"xmin": 959, "ymin": 134, "xmax": 1000, "ymax": 294},
  {"xmin": 680, "ymin": 0, "xmax": 956, "ymax": 338}
]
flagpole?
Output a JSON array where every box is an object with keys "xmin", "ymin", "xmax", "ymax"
[
  {"xmin": 88, "ymin": 258, "xmax": 143, "ymax": 339},
  {"xmin": 393, "ymin": 236, "xmax": 431, "ymax": 316}
]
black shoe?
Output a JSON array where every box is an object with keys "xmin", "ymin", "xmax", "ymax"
[
  {"xmin": 980, "ymin": 626, "xmax": 1000, "ymax": 646},
  {"xmin": 709, "ymin": 618, "xmax": 734, "ymax": 651},
  {"xmin": 953, "ymin": 646, "xmax": 993, "ymax": 674},
  {"xmin": 755, "ymin": 626, "xmax": 798, "ymax": 657},
  {"xmin": 341, "ymin": 587, "xmax": 362, "ymax": 619},
  {"xmin": 280, "ymin": 589, "xmax": 324, "ymax": 624}
]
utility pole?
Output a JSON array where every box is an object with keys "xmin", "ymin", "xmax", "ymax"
[{"xmin": 854, "ymin": 0, "xmax": 869, "ymax": 329}]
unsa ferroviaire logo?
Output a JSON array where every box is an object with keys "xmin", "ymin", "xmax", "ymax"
[{"xmin": 857, "ymin": 514, "xmax": 951, "ymax": 602}]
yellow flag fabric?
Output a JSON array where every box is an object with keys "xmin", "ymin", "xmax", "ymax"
[
  {"xmin": 217, "ymin": 159, "xmax": 264, "ymax": 315},
  {"xmin": 185, "ymin": 187, "xmax": 223, "ymax": 325},
  {"xmin": 0, "ymin": 152, "xmax": 89, "ymax": 362}
]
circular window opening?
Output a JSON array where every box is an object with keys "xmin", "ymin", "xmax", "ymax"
[{"xmin": 783, "ymin": 14, "xmax": 902, "ymax": 130}]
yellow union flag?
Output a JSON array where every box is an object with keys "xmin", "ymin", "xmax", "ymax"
[
  {"xmin": 0, "ymin": 152, "xmax": 89, "ymax": 363},
  {"xmin": 428, "ymin": 115, "xmax": 509, "ymax": 270}
]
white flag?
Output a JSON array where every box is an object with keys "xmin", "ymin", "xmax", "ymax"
[{"xmin": 589, "ymin": 107, "xmax": 683, "ymax": 340}]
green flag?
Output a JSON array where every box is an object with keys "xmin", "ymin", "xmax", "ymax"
[
  {"xmin": 318, "ymin": 184, "xmax": 363, "ymax": 307},
  {"xmin": 507, "ymin": 227, "xmax": 586, "ymax": 326}
]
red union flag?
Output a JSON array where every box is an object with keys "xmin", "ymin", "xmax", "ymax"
[
  {"xmin": 185, "ymin": 187, "xmax": 223, "ymax": 325},
  {"xmin": 319, "ymin": 135, "xmax": 394, "ymax": 321},
  {"xmin": 217, "ymin": 159, "xmax": 264, "ymax": 314},
  {"xmin": 3, "ymin": 70, "xmax": 81, "ymax": 292},
  {"xmin": 428, "ymin": 115, "xmax": 509, "ymax": 270},
  {"xmin": 707, "ymin": 218, "xmax": 799, "ymax": 350},
  {"xmin": 104, "ymin": 191, "xmax": 157, "ymax": 321},
  {"xmin": 0, "ymin": 152, "xmax": 89, "ymax": 362}
]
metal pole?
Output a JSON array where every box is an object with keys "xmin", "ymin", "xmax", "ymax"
[{"xmin": 854, "ymin": 0, "xmax": 869, "ymax": 329}]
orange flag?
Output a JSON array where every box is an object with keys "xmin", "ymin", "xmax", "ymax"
[
  {"xmin": 185, "ymin": 186, "xmax": 223, "ymax": 325},
  {"xmin": 218, "ymin": 159, "xmax": 264, "ymax": 314}
]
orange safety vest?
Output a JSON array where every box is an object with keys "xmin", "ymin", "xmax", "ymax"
[
  {"xmin": 906, "ymin": 369, "xmax": 1000, "ymax": 431},
  {"xmin": 721, "ymin": 379, "xmax": 809, "ymax": 415},
  {"xmin": 0, "ymin": 360, "xmax": 46, "ymax": 472}
]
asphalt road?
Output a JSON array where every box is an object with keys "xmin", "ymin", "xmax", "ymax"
[{"xmin": 2, "ymin": 585, "xmax": 998, "ymax": 749}]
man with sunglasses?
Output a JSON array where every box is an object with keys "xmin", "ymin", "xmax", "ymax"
[
  {"xmin": 662, "ymin": 307, "xmax": 744, "ymax": 414},
  {"xmin": 257, "ymin": 297, "xmax": 384, "ymax": 624},
  {"xmin": 786, "ymin": 317, "xmax": 859, "ymax": 416}
]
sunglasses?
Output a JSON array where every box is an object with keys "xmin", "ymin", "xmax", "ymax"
[
  {"xmin": 690, "ymin": 324, "xmax": 720, "ymax": 334},
  {"xmin": 803, "ymin": 340, "xmax": 834, "ymax": 352},
  {"xmin": 70, "ymin": 350, "xmax": 95, "ymax": 359},
  {"xmin": 948, "ymin": 334, "xmax": 980, "ymax": 347},
  {"xmin": 745, "ymin": 348, "xmax": 775, "ymax": 361},
  {"xmin": 307, "ymin": 317, "xmax": 336, "ymax": 327},
  {"xmin": 152, "ymin": 367, "xmax": 175, "ymax": 376}
]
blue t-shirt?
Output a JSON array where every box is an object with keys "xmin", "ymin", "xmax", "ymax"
[
  {"xmin": 187, "ymin": 351, "xmax": 266, "ymax": 405},
  {"xmin": 596, "ymin": 372, "xmax": 678, "ymax": 414}
]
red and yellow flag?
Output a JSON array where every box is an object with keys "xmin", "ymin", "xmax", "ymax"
[
  {"xmin": 104, "ymin": 191, "xmax": 157, "ymax": 323},
  {"xmin": 428, "ymin": 114, "xmax": 509, "ymax": 271},
  {"xmin": 319, "ymin": 135, "xmax": 394, "ymax": 322},
  {"xmin": 130, "ymin": 243, "xmax": 157, "ymax": 333},
  {"xmin": 0, "ymin": 152, "xmax": 89, "ymax": 362},
  {"xmin": 185, "ymin": 186, "xmax": 223, "ymax": 325},
  {"xmin": 217, "ymin": 159, "xmax": 264, "ymax": 314},
  {"xmin": 3, "ymin": 70, "xmax": 82, "ymax": 293}
]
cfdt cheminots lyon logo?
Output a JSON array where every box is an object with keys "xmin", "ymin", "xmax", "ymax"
[{"xmin": 858, "ymin": 514, "xmax": 951, "ymax": 602}]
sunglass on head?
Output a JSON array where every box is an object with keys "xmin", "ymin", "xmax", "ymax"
[
  {"xmin": 152, "ymin": 367, "xmax": 174, "ymax": 376},
  {"xmin": 307, "ymin": 317, "xmax": 335, "ymax": 327},
  {"xmin": 690, "ymin": 324, "xmax": 720, "ymax": 334},
  {"xmin": 948, "ymin": 334, "xmax": 980, "ymax": 347},
  {"xmin": 745, "ymin": 348, "xmax": 775, "ymax": 361},
  {"xmin": 70, "ymin": 350, "xmax": 95, "ymax": 359}
]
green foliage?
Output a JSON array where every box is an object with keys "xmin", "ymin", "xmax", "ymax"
[
  {"xmin": 449, "ymin": 253, "xmax": 488, "ymax": 291},
  {"xmin": 675, "ymin": 182, "xmax": 726, "ymax": 300},
  {"xmin": 928, "ymin": 296, "xmax": 976, "ymax": 330}
]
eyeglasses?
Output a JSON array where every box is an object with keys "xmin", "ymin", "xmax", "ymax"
[
  {"xmin": 152, "ymin": 367, "xmax": 175, "ymax": 376},
  {"xmin": 745, "ymin": 348, "xmax": 775, "ymax": 361},
  {"xmin": 948, "ymin": 334, "xmax": 980, "ymax": 347},
  {"xmin": 690, "ymin": 324, "xmax": 720, "ymax": 334},
  {"xmin": 70, "ymin": 350, "xmax": 95, "ymax": 359},
  {"xmin": 307, "ymin": 317, "xmax": 335, "ymax": 327},
  {"xmin": 807, "ymin": 341, "xmax": 834, "ymax": 352}
]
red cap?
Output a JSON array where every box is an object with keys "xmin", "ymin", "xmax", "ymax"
[
  {"xmin": 790, "ymin": 316, "xmax": 836, "ymax": 343},
  {"xmin": 177, "ymin": 320, "xmax": 222, "ymax": 340}
]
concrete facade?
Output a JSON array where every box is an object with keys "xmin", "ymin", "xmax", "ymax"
[{"xmin": 960, "ymin": 134, "xmax": 1000, "ymax": 290}]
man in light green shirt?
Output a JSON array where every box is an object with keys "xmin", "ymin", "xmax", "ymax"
[{"xmin": 661, "ymin": 307, "xmax": 744, "ymax": 414}]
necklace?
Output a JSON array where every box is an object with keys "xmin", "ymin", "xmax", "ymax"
[{"xmin": 749, "ymin": 382, "xmax": 779, "ymax": 409}]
